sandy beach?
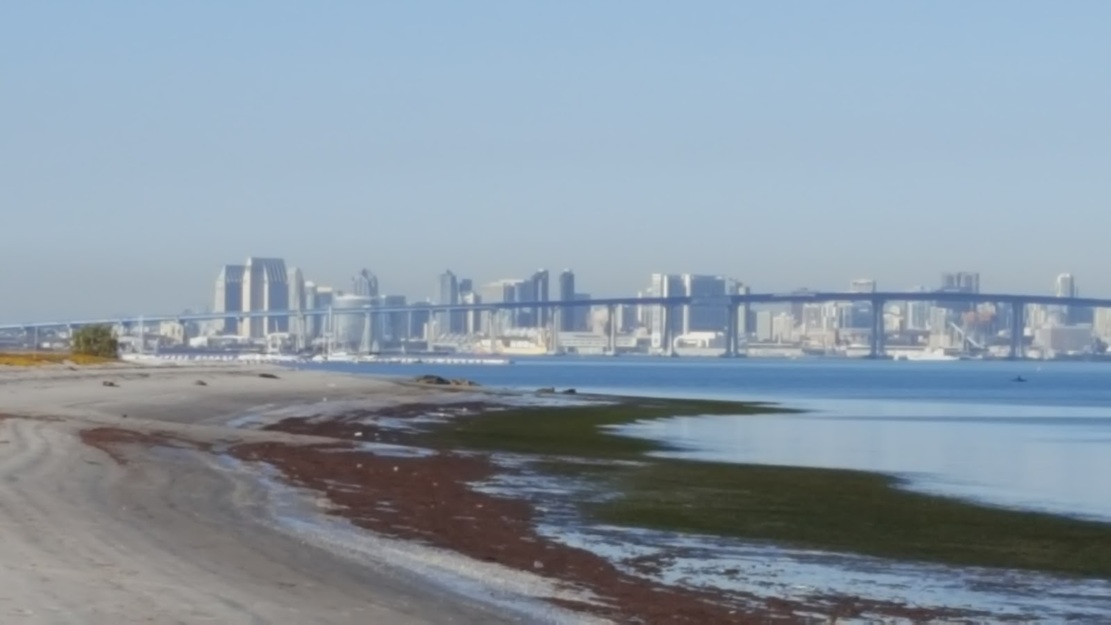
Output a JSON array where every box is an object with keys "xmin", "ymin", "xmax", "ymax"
[{"xmin": 0, "ymin": 363, "xmax": 597, "ymax": 624}]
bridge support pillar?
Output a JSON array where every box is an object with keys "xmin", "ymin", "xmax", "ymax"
[
  {"xmin": 723, "ymin": 303, "xmax": 738, "ymax": 357},
  {"xmin": 606, "ymin": 304, "xmax": 617, "ymax": 356},
  {"xmin": 664, "ymin": 304, "xmax": 677, "ymax": 357},
  {"xmin": 1009, "ymin": 302, "xmax": 1025, "ymax": 360},
  {"xmin": 297, "ymin": 314, "xmax": 307, "ymax": 351},
  {"xmin": 869, "ymin": 299, "xmax": 886, "ymax": 359}
]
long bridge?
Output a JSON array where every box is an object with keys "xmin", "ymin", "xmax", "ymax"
[{"xmin": 4, "ymin": 291, "xmax": 1107, "ymax": 359}]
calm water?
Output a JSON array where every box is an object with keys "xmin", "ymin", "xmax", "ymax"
[{"xmin": 316, "ymin": 357, "xmax": 1111, "ymax": 521}]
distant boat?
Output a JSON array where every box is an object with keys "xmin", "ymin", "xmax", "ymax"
[{"xmin": 1012, "ymin": 376, "xmax": 1027, "ymax": 383}]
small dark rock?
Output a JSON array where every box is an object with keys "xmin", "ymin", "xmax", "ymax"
[
  {"xmin": 194, "ymin": 380, "xmax": 208, "ymax": 386},
  {"xmin": 258, "ymin": 373, "xmax": 279, "ymax": 379},
  {"xmin": 560, "ymin": 388, "xmax": 577, "ymax": 394},
  {"xmin": 101, "ymin": 380, "xmax": 118, "ymax": 387},
  {"xmin": 414, "ymin": 374, "xmax": 450, "ymax": 385}
]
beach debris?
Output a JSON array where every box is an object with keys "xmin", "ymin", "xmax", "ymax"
[
  {"xmin": 101, "ymin": 380, "xmax": 118, "ymax": 387},
  {"xmin": 413, "ymin": 374, "xmax": 480, "ymax": 387},
  {"xmin": 258, "ymin": 372, "xmax": 280, "ymax": 379},
  {"xmin": 194, "ymin": 380, "xmax": 207, "ymax": 386},
  {"xmin": 354, "ymin": 431, "xmax": 363, "ymax": 437}
]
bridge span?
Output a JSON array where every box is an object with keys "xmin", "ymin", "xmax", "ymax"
[{"xmin": 3, "ymin": 291, "xmax": 1105, "ymax": 360}]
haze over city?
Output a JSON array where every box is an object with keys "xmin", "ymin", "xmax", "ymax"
[{"xmin": 4, "ymin": 1, "xmax": 1111, "ymax": 322}]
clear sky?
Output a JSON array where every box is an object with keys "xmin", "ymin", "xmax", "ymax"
[{"xmin": 3, "ymin": 2, "xmax": 1110, "ymax": 322}]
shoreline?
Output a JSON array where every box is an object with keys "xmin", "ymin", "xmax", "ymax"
[
  {"xmin": 0, "ymin": 363, "xmax": 583, "ymax": 624},
  {"xmin": 3, "ymin": 362, "xmax": 1109, "ymax": 622}
]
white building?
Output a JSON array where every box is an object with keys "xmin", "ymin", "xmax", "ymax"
[
  {"xmin": 241, "ymin": 257, "xmax": 290, "ymax": 339},
  {"xmin": 1094, "ymin": 308, "xmax": 1111, "ymax": 342}
]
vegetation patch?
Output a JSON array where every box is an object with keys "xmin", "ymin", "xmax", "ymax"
[
  {"xmin": 0, "ymin": 351, "xmax": 116, "ymax": 367},
  {"xmin": 424, "ymin": 396, "xmax": 1111, "ymax": 578},
  {"xmin": 71, "ymin": 324, "xmax": 119, "ymax": 359},
  {"xmin": 424, "ymin": 396, "xmax": 791, "ymax": 459}
]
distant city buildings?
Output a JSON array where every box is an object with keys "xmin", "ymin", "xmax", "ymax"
[{"xmin": 193, "ymin": 258, "xmax": 1110, "ymax": 359}]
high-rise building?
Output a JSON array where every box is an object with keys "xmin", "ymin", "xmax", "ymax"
[
  {"xmin": 462, "ymin": 291, "xmax": 483, "ymax": 335},
  {"xmin": 352, "ymin": 269, "xmax": 379, "ymax": 298},
  {"xmin": 1055, "ymin": 273, "xmax": 1077, "ymax": 298},
  {"xmin": 479, "ymin": 279, "xmax": 522, "ymax": 331},
  {"xmin": 939, "ymin": 271, "xmax": 980, "ymax": 314},
  {"xmin": 681, "ymin": 274, "xmax": 729, "ymax": 334},
  {"xmin": 303, "ymin": 281, "xmax": 319, "ymax": 339},
  {"xmin": 847, "ymin": 279, "xmax": 876, "ymax": 328},
  {"xmin": 241, "ymin": 257, "xmax": 290, "ymax": 338},
  {"xmin": 1054, "ymin": 273, "xmax": 1090, "ymax": 324},
  {"xmin": 378, "ymin": 294, "xmax": 408, "ymax": 343},
  {"xmin": 531, "ymin": 269, "xmax": 550, "ymax": 327},
  {"xmin": 850, "ymin": 279, "xmax": 876, "ymax": 293},
  {"xmin": 437, "ymin": 270, "xmax": 464, "ymax": 335},
  {"xmin": 289, "ymin": 267, "xmax": 306, "ymax": 344},
  {"xmin": 941, "ymin": 271, "xmax": 980, "ymax": 293},
  {"xmin": 213, "ymin": 264, "xmax": 245, "ymax": 335},
  {"xmin": 573, "ymin": 293, "xmax": 591, "ymax": 332},
  {"xmin": 905, "ymin": 286, "xmax": 931, "ymax": 331},
  {"xmin": 558, "ymin": 269, "xmax": 576, "ymax": 331},
  {"xmin": 332, "ymin": 294, "xmax": 373, "ymax": 351}
]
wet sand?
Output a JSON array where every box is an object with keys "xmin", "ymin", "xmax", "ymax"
[{"xmin": 0, "ymin": 363, "xmax": 587, "ymax": 624}]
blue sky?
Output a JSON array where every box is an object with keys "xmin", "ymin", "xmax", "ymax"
[{"xmin": 3, "ymin": 2, "xmax": 1110, "ymax": 321}]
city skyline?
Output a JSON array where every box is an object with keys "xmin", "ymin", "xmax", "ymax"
[{"xmin": 0, "ymin": 254, "xmax": 1098, "ymax": 325}]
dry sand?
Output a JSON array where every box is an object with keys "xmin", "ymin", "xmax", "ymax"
[{"xmin": 0, "ymin": 363, "xmax": 593, "ymax": 624}]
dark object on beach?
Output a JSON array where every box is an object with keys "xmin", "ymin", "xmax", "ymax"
[
  {"xmin": 101, "ymin": 380, "xmax": 118, "ymax": 387},
  {"xmin": 1013, "ymin": 376, "xmax": 1027, "ymax": 383},
  {"xmin": 258, "ymin": 373, "xmax": 279, "ymax": 379},
  {"xmin": 561, "ymin": 388, "xmax": 577, "ymax": 394},
  {"xmin": 194, "ymin": 380, "xmax": 208, "ymax": 386},
  {"xmin": 414, "ymin": 374, "xmax": 479, "ymax": 387},
  {"xmin": 537, "ymin": 387, "xmax": 556, "ymax": 394}
]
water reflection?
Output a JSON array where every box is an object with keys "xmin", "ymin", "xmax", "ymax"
[{"xmin": 617, "ymin": 399, "xmax": 1111, "ymax": 520}]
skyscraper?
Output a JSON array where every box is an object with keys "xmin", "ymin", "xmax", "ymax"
[
  {"xmin": 213, "ymin": 264, "xmax": 245, "ymax": 335},
  {"xmin": 352, "ymin": 269, "xmax": 379, "ymax": 298},
  {"xmin": 1055, "ymin": 273, "xmax": 1077, "ymax": 298},
  {"xmin": 558, "ymin": 270, "xmax": 575, "ymax": 331},
  {"xmin": 241, "ymin": 257, "xmax": 290, "ymax": 338},
  {"xmin": 529, "ymin": 269, "xmax": 550, "ymax": 328},
  {"xmin": 941, "ymin": 271, "xmax": 980, "ymax": 294},
  {"xmin": 437, "ymin": 270, "xmax": 464, "ymax": 335},
  {"xmin": 680, "ymin": 274, "xmax": 729, "ymax": 334},
  {"xmin": 289, "ymin": 267, "xmax": 306, "ymax": 344}
]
